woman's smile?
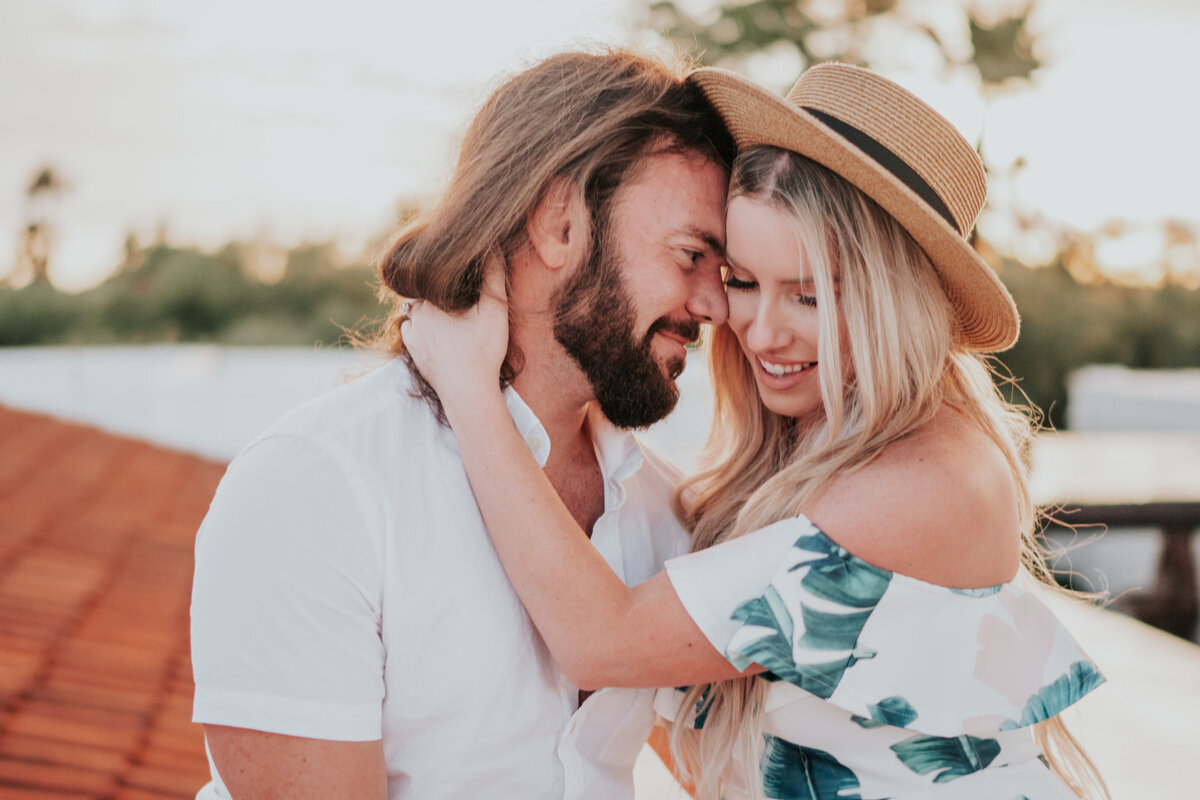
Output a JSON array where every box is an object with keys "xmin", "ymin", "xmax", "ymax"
[{"xmin": 754, "ymin": 356, "xmax": 817, "ymax": 387}]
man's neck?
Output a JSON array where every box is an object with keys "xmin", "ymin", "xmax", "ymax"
[
  {"xmin": 506, "ymin": 314, "xmax": 590, "ymax": 446},
  {"xmin": 509, "ymin": 361, "xmax": 593, "ymax": 473},
  {"xmin": 509, "ymin": 328, "xmax": 607, "ymax": 536}
]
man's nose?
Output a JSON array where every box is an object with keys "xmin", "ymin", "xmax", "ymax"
[{"xmin": 685, "ymin": 263, "xmax": 729, "ymax": 327}]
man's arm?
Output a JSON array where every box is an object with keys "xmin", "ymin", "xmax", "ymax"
[
  {"xmin": 204, "ymin": 726, "xmax": 385, "ymax": 800},
  {"xmin": 192, "ymin": 435, "xmax": 389, "ymax": 795}
]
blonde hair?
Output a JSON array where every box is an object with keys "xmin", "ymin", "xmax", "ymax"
[{"xmin": 668, "ymin": 147, "xmax": 1108, "ymax": 799}]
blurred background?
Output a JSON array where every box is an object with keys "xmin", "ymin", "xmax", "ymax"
[
  {"xmin": 3, "ymin": 0, "xmax": 1200, "ymax": 429},
  {"xmin": 1, "ymin": 0, "xmax": 1198, "ymax": 797}
]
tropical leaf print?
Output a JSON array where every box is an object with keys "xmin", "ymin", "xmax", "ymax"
[
  {"xmin": 891, "ymin": 733, "xmax": 1001, "ymax": 783},
  {"xmin": 761, "ymin": 734, "xmax": 863, "ymax": 799},
  {"xmin": 730, "ymin": 587, "xmax": 806, "ymax": 686},
  {"xmin": 693, "ymin": 686, "xmax": 713, "ymax": 730},
  {"xmin": 1003, "ymin": 660, "xmax": 1107, "ymax": 729},
  {"xmin": 791, "ymin": 533, "xmax": 892, "ymax": 608},
  {"xmin": 796, "ymin": 604, "xmax": 875, "ymax": 651},
  {"xmin": 850, "ymin": 695, "xmax": 919, "ymax": 729},
  {"xmin": 728, "ymin": 531, "xmax": 891, "ymax": 698}
]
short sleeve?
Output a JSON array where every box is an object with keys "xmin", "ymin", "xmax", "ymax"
[
  {"xmin": 664, "ymin": 516, "xmax": 807, "ymax": 656},
  {"xmin": 191, "ymin": 434, "xmax": 386, "ymax": 741},
  {"xmin": 665, "ymin": 516, "xmax": 1105, "ymax": 737}
]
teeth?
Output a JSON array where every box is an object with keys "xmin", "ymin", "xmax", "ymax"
[{"xmin": 759, "ymin": 358, "xmax": 814, "ymax": 377}]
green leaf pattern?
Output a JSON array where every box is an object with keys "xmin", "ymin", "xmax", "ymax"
[
  {"xmin": 891, "ymin": 733, "xmax": 1002, "ymax": 783},
  {"xmin": 761, "ymin": 735, "xmax": 863, "ymax": 800},
  {"xmin": 729, "ymin": 532, "xmax": 892, "ymax": 698},
  {"xmin": 850, "ymin": 695, "xmax": 919, "ymax": 729},
  {"xmin": 1002, "ymin": 660, "xmax": 1107, "ymax": 729},
  {"xmin": 675, "ymin": 520, "xmax": 1108, "ymax": 797}
]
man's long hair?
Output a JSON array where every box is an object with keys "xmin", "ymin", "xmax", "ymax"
[{"xmin": 376, "ymin": 48, "xmax": 735, "ymax": 395}]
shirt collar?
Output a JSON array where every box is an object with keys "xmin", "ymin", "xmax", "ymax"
[
  {"xmin": 585, "ymin": 402, "xmax": 644, "ymax": 488},
  {"xmin": 434, "ymin": 376, "xmax": 643, "ymax": 484},
  {"xmin": 500, "ymin": 388, "xmax": 646, "ymax": 488},
  {"xmin": 501, "ymin": 385, "xmax": 552, "ymax": 468}
]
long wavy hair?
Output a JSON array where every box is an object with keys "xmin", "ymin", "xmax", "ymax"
[
  {"xmin": 374, "ymin": 47, "xmax": 734, "ymax": 411},
  {"xmin": 667, "ymin": 147, "xmax": 1108, "ymax": 800}
]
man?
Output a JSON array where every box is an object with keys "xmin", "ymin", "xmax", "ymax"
[{"xmin": 190, "ymin": 49, "xmax": 735, "ymax": 799}]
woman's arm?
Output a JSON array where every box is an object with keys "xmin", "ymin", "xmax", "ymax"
[
  {"xmin": 403, "ymin": 283, "xmax": 756, "ymax": 689},
  {"xmin": 442, "ymin": 379, "xmax": 748, "ymax": 688}
]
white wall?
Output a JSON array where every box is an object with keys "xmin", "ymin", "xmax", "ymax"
[
  {"xmin": 1068, "ymin": 365, "xmax": 1200, "ymax": 431},
  {"xmin": 0, "ymin": 344, "xmax": 712, "ymax": 466}
]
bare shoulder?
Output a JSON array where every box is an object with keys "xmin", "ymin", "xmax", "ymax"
[{"xmin": 804, "ymin": 405, "xmax": 1022, "ymax": 588}]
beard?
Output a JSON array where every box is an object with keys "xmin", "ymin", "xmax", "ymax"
[{"xmin": 552, "ymin": 225, "xmax": 699, "ymax": 430}]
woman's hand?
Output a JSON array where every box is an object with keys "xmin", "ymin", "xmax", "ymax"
[{"xmin": 401, "ymin": 258, "xmax": 509, "ymax": 401}]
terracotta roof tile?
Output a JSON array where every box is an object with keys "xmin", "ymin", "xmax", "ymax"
[
  {"xmin": 0, "ymin": 405, "xmax": 218, "ymax": 797},
  {"xmin": 0, "ymin": 756, "xmax": 119, "ymax": 796},
  {"xmin": 0, "ymin": 734, "xmax": 129, "ymax": 775}
]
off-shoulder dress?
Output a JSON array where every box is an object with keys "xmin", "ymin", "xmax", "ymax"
[{"xmin": 655, "ymin": 515, "xmax": 1105, "ymax": 799}]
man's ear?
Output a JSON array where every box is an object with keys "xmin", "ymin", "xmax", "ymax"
[{"xmin": 526, "ymin": 177, "xmax": 588, "ymax": 272}]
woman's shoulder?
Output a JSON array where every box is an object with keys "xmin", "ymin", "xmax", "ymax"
[{"xmin": 805, "ymin": 405, "xmax": 1021, "ymax": 589}]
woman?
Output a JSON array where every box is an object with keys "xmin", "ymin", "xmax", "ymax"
[{"xmin": 402, "ymin": 64, "xmax": 1107, "ymax": 799}]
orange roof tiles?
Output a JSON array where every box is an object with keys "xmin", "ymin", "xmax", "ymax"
[{"xmin": 0, "ymin": 405, "xmax": 221, "ymax": 798}]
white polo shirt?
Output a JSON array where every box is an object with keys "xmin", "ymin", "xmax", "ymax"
[{"xmin": 190, "ymin": 358, "xmax": 690, "ymax": 799}]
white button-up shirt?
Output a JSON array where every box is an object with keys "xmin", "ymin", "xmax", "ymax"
[{"xmin": 191, "ymin": 359, "xmax": 689, "ymax": 799}]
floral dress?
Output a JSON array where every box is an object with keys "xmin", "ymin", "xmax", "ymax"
[{"xmin": 657, "ymin": 515, "xmax": 1105, "ymax": 799}]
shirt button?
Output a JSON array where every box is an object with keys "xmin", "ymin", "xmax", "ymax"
[{"xmin": 527, "ymin": 435, "xmax": 544, "ymax": 452}]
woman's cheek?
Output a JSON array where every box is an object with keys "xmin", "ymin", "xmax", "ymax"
[{"xmin": 725, "ymin": 293, "xmax": 756, "ymax": 339}]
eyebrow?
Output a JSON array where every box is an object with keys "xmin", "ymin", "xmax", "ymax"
[{"xmin": 679, "ymin": 227, "xmax": 725, "ymax": 257}]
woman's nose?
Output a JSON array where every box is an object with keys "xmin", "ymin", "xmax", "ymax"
[{"xmin": 744, "ymin": 301, "xmax": 789, "ymax": 353}]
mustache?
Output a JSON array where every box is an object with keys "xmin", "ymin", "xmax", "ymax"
[{"xmin": 647, "ymin": 317, "xmax": 701, "ymax": 346}]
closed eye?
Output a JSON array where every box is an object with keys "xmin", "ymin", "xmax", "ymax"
[{"xmin": 724, "ymin": 275, "xmax": 757, "ymax": 290}]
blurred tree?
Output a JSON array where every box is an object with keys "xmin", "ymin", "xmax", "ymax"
[
  {"xmin": 118, "ymin": 232, "xmax": 146, "ymax": 274},
  {"xmin": 1, "ymin": 223, "xmax": 1196, "ymax": 433},
  {"xmin": 0, "ymin": 281, "xmax": 76, "ymax": 344},
  {"xmin": 969, "ymin": 2, "xmax": 1039, "ymax": 91},
  {"xmin": 96, "ymin": 243, "xmax": 253, "ymax": 341},
  {"xmin": 997, "ymin": 256, "xmax": 1200, "ymax": 428},
  {"xmin": 14, "ymin": 165, "xmax": 69, "ymax": 286},
  {"xmin": 645, "ymin": 0, "xmax": 1041, "ymax": 92}
]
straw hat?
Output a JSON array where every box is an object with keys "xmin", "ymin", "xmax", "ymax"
[{"xmin": 690, "ymin": 63, "xmax": 1019, "ymax": 352}]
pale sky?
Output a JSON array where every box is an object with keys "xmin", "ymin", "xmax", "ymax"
[{"xmin": 2, "ymin": 0, "xmax": 1198, "ymax": 290}]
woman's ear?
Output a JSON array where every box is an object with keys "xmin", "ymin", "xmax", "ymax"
[{"xmin": 526, "ymin": 177, "xmax": 588, "ymax": 272}]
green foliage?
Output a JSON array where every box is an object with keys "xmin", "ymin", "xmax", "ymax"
[
  {"xmin": 645, "ymin": 0, "xmax": 1040, "ymax": 91},
  {"xmin": 3, "ymin": 235, "xmax": 1199, "ymax": 430},
  {"xmin": 0, "ymin": 281, "xmax": 78, "ymax": 345},
  {"xmin": 649, "ymin": 0, "xmax": 841, "ymax": 68},
  {"xmin": 0, "ymin": 240, "xmax": 386, "ymax": 349},
  {"xmin": 996, "ymin": 259, "xmax": 1200, "ymax": 429},
  {"xmin": 969, "ymin": 6, "xmax": 1040, "ymax": 88}
]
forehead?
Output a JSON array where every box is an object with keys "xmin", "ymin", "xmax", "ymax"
[
  {"xmin": 609, "ymin": 149, "xmax": 728, "ymax": 243},
  {"xmin": 725, "ymin": 195, "xmax": 809, "ymax": 280}
]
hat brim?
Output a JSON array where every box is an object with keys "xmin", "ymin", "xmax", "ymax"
[{"xmin": 691, "ymin": 67, "xmax": 1018, "ymax": 353}]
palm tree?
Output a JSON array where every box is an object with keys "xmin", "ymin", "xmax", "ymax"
[{"xmin": 17, "ymin": 165, "xmax": 68, "ymax": 286}]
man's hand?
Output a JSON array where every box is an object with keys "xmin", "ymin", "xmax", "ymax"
[{"xmin": 204, "ymin": 725, "xmax": 386, "ymax": 800}]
